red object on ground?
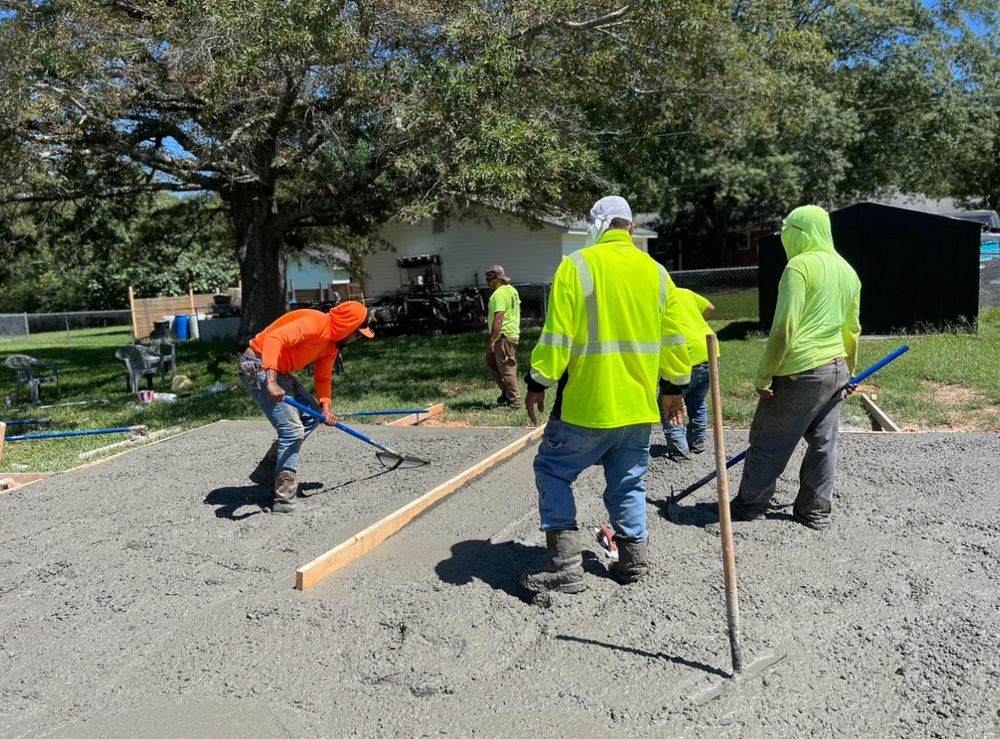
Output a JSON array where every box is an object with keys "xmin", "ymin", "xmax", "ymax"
[{"xmin": 597, "ymin": 526, "xmax": 618, "ymax": 554}]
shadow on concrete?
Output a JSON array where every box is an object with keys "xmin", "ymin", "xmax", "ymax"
[
  {"xmin": 649, "ymin": 443, "xmax": 670, "ymax": 459},
  {"xmin": 652, "ymin": 498, "xmax": 797, "ymax": 528},
  {"xmin": 309, "ymin": 471, "xmax": 391, "ymax": 494},
  {"xmin": 554, "ymin": 634, "xmax": 730, "ymax": 678},
  {"xmin": 436, "ymin": 538, "xmax": 619, "ymax": 602},
  {"xmin": 204, "ymin": 485, "xmax": 270, "ymax": 520},
  {"xmin": 436, "ymin": 539, "xmax": 540, "ymax": 601},
  {"xmin": 204, "ymin": 480, "xmax": 324, "ymax": 519}
]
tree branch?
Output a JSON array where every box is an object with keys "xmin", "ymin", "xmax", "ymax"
[
  {"xmin": 510, "ymin": 5, "xmax": 632, "ymax": 42},
  {"xmin": 0, "ymin": 182, "xmax": 205, "ymax": 205}
]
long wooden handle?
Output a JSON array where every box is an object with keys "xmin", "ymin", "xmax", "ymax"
[{"xmin": 708, "ymin": 333, "xmax": 744, "ymax": 674}]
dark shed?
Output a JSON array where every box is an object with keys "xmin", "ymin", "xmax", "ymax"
[{"xmin": 759, "ymin": 203, "xmax": 981, "ymax": 334}]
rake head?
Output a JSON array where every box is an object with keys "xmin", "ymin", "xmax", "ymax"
[{"xmin": 376, "ymin": 450, "xmax": 431, "ymax": 470}]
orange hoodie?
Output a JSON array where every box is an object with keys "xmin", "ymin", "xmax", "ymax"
[{"xmin": 249, "ymin": 301, "xmax": 369, "ymax": 404}]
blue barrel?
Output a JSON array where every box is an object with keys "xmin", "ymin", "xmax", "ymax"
[{"xmin": 175, "ymin": 314, "xmax": 191, "ymax": 341}]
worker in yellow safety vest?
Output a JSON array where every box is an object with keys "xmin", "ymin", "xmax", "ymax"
[{"xmin": 520, "ymin": 195, "xmax": 692, "ymax": 597}]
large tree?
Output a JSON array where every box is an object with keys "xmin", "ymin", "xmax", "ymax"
[
  {"xmin": 596, "ymin": 0, "xmax": 1000, "ymax": 261},
  {"xmin": 1, "ymin": 0, "xmax": 654, "ymax": 339}
]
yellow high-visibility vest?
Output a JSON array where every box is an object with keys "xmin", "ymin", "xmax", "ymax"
[{"xmin": 529, "ymin": 229, "xmax": 691, "ymax": 428}]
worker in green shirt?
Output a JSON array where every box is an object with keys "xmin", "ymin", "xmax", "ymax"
[
  {"xmin": 484, "ymin": 264, "xmax": 522, "ymax": 407},
  {"xmin": 731, "ymin": 204, "xmax": 861, "ymax": 529},
  {"xmin": 662, "ymin": 288, "xmax": 716, "ymax": 461}
]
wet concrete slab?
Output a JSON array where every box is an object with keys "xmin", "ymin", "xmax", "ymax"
[{"xmin": 1, "ymin": 424, "xmax": 998, "ymax": 737}]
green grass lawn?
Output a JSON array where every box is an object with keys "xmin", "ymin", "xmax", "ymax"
[
  {"xmin": 708, "ymin": 308, "xmax": 1000, "ymax": 431},
  {"xmin": 3, "ymin": 308, "xmax": 998, "ymax": 473}
]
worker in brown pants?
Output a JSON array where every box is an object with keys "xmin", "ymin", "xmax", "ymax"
[{"xmin": 484, "ymin": 264, "xmax": 522, "ymax": 407}]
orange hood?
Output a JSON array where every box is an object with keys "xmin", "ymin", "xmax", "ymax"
[{"xmin": 329, "ymin": 300, "xmax": 374, "ymax": 340}]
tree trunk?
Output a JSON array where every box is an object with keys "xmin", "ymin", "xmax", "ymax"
[{"xmin": 231, "ymin": 188, "xmax": 286, "ymax": 345}]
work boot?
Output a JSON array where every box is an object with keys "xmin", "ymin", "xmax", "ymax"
[
  {"xmin": 519, "ymin": 530, "xmax": 587, "ymax": 596},
  {"xmin": 496, "ymin": 394, "xmax": 516, "ymax": 408},
  {"xmin": 272, "ymin": 470, "xmax": 298, "ymax": 513},
  {"xmin": 729, "ymin": 497, "xmax": 767, "ymax": 521},
  {"xmin": 668, "ymin": 449, "xmax": 694, "ymax": 463},
  {"xmin": 792, "ymin": 496, "xmax": 832, "ymax": 530},
  {"xmin": 249, "ymin": 441, "xmax": 279, "ymax": 487},
  {"xmin": 609, "ymin": 538, "xmax": 649, "ymax": 584}
]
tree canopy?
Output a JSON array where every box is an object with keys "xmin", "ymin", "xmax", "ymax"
[{"xmin": 1, "ymin": 1, "xmax": 997, "ymax": 331}]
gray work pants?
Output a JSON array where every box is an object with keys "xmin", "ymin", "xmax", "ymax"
[{"xmin": 732, "ymin": 359, "xmax": 849, "ymax": 526}]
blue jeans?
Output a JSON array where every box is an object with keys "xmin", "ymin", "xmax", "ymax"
[
  {"xmin": 239, "ymin": 358, "xmax": 321, "ymax": 474},
  {"xmin": 533, "ymin": 416, "xmax": 653, "ymax": 542},
  {"xmin": 662, "ymin": 361, "xmax": 711, "ymax": 455}
]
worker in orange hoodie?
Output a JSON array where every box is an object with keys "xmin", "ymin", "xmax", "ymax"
[{"xmin": 238, "ymin": 301, "xmax": 374, "ymax": 512}]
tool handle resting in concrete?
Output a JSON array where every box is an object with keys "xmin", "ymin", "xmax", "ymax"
[
  {"xmin": 670, "ymin": 344, "xmax": 910, "ymax": 505},
  {"xmin": 708, "ymin": 334, "xmax": 745, "ymax": 673}
]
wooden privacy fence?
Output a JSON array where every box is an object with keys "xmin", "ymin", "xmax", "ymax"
[{"xmin": 128, "ymin": 286, "xmax": 219, "ymax": 339}]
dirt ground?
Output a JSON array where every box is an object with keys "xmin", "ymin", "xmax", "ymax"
[{"xmin": 1, "ymin": 422, "xmax": 998, "ymax": 737}]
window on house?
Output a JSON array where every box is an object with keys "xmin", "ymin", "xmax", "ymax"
[{"xmin": 432, "ymin": 216, "xmax": 446, "ymax": 234}]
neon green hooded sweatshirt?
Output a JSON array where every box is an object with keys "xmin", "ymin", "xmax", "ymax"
[{"xmin": 755, "ymin": 205, "xmax": 861, "ymax": 390}]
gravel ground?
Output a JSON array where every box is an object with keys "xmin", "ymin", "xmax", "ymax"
[{"xmin": 1, "ymin": 423, "xmax": 998, "ymax": 737}]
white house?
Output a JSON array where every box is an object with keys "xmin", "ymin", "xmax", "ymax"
[{"xmin": 366, "ymin": 210, "xmax": 656, "ymax": 297}]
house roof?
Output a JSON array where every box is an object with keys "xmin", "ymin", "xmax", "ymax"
[{"xmin": 875, "ymin": 193, "xmax": 1000, "ymax": 230}]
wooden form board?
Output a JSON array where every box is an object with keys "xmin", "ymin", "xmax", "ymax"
[
  {"xmin": 387, "ymin": 403, "xmax": 445, "ymax": 427},
  {"xmin": 860, "ymin": 393, "xmax": 902, "ymax": 432},
  {"xmin": 0, "ymin": 472, "xmax": 54, "ymax": 495},
  {"xmin": 77, "ymin": 426, "xmax": 183, "ymax": 460},
  {"xmin": 295, "ymin": 425, "xmax": 545, "ymax": 591}
]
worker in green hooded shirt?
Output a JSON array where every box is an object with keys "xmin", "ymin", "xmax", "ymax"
[{"xmin": 730, "ymin": 204, "xmax": 861, "ymax": 529}]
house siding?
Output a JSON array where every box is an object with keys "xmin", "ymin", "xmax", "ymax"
[{"xmin": 365, "ymin": 214, "xmax": 564, "ymax": 297}]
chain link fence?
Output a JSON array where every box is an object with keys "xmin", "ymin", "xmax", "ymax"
[
  {"xmin": 507, "ymin": 267, "xmax": 761, "ymax": 327},
  {"xmin": 670, "ymin": 266, "xmax": 760, "ymax": 322},
  {"xmin": 0, "ymin": 313, "xmax": 30, "ymax": 339},
  {"xmin": 669, "ymin": 266, "xmax": 759, "ymax": 292},
  {"xmin": 27, "ymin": 310, "xmax": 131, "ymax": 334},
  {"xmin": 0, "ymin": 310, "xmax": 132, "ymax": 341}
]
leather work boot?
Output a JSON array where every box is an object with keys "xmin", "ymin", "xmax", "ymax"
[
  {"xmin": 272, "ymin": 470, "xmax": 298, "ymax": 513},
  {"xmin": 249, "ymin": 441, "xmax": 279, "ymax": 487},
  {"xmin": 609, "ymin": 538, "xmax": 650, "ymax": 584},
  {"xmin": 520, "ymin": 530, "xmax": 587, "ymax": 596}
]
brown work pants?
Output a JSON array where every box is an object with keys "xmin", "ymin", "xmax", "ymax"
[{"xmin": 485, "ymin": 336, "xmax": 521, "ymax": 401}]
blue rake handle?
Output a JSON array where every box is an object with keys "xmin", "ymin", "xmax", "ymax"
[
  {"xmin": 6, "ymin": 426, "xmax": 144, "ymax": 442},
  {"xmin": 282, "ymin": 397, "xmax": 430, "ymax": 465},
  {"xmin": 670, "ymin": 344, "xmax": 910, "ymax": 505}
]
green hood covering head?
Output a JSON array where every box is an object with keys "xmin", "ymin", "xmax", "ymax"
[{"xmin": 780, "ymin": 204, "xmax": 835, "ymax": 260}]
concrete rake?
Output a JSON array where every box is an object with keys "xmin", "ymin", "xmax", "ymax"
[
  {"xmin": 282, "ymin": 397, "xmax": 430, "ymax": 470},
  {"xmin": 667, "ymin": 344, "xmax": 910, "ymax": 514}
]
